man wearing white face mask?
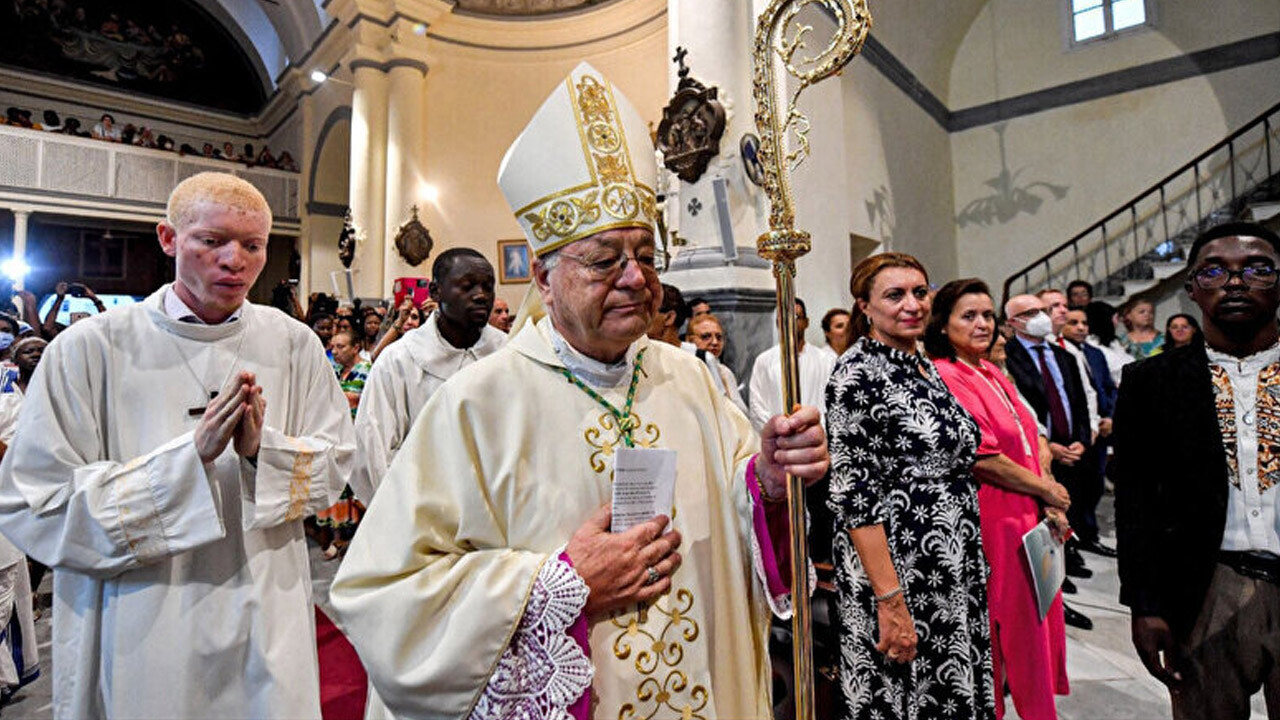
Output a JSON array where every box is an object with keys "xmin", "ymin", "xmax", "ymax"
[
  {"xmin": 1004, "ymin": 294, "xmax": 1098, "ymax": 630},
  {"xmin": 0, "ymin": 315, "xmax": 20, "ymax": 394}
]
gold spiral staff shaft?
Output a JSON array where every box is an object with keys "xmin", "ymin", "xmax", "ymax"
[{"xmin": 750, "ymin": 2, "xmax": 870, "ymax": 719}]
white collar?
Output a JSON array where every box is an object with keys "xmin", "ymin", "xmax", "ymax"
[
  {"xmin": 1207, "ymin": 340, "xmax": 1280, "ymax": 374},
  {"xmin": 546, "ymin": 319, "xmax": 643, "ymax": 388},
  {"xmin": 164, "ymin": 286, "xmax": 243, "ymax": 325},
  {"xmin": 399, "ymin": 312, "xmax": 506, "ymax": 378}
]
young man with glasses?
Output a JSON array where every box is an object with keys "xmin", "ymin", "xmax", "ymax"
[{"xmin": 1115, "ymin": 221, "xmax": 1280, "ymax": 719}]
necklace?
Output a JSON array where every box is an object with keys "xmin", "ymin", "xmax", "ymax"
[
  {"xmin": 165, "ymin": 327, "xmax": 249, "ymax": 418},
  {"xmin": 558, "ymin": 348, "xmax": 646, "ymax": 447},
  {"xmin": 961, "ymin": 357, "xmax": 1034, "ymax": 458}
]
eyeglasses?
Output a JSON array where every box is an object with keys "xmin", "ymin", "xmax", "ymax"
[
  {"xmin": 1192, "ymin": 264, "xmax": 1279, "ymax": 290},
  {"xmin": 695, "ymin": 332, "xmax": 724, "ymax": 342},
  {"xmin": 559, "ymin": 248, "xmax": 658, "ymax": 281}
]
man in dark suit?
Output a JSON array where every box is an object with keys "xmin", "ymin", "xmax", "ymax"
[
  {"xmin": 1114, "ymin": 221, "xmax": 1280, "ymax": 719},
  {"xmin": 1062, "ymin": 308, "xmax": 1116, "ymax": 420},
  {"xmin": 1003, "ymin": 292, "xmax": 1096, "ymax": 629},
  {"xmin": 1060, "ymin": 305, "xmax": 1118, "ymax": 552}
]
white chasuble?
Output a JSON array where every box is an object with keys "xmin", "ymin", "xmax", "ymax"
[
  {"xmin": 0, "ymin": 286, "xmax": 355, "ymax": 720},
  {"xmin": 332, "ymin": 317, "xmax": 779, "ymax": 720},
  {"xmin": 351, "ymin": 312, "xmax": 506, "ymax": 503}
]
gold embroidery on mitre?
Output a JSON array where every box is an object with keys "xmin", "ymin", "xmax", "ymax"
[
  {"xmin": 611, "ymin": 589, "xmax": 708, "ymax": 720},
  {"xmin": 523, "ymin": 190, "xmax": 601, "ymax": 242},
  {"xmin": 513, "ymin": 72, "xmax": 657, "ymax": 256}
]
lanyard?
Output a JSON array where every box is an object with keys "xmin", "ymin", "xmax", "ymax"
[
  {"xmin": 558, "ymin": 348, "xmax": 647, "ymax": 447},
  {"xmin": 971, "ymin": 363, "xmax": 1035, "ymax": 459}
]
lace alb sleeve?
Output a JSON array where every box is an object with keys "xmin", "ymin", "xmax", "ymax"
[{"xmin": 469, "ymin": 553, "xmax": 593, "ymax": 720}]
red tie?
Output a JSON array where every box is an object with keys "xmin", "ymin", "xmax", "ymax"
[{"xmin": 1033, "ymin": 345, "xmax": 1072, "ymax": 444}]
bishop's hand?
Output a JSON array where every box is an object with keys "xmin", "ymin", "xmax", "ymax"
[
  {"xmin": 757, "ymin": 404, "xmax": 829, "ymax": 499},
  {"xmin": 566, "ymin": 504, "xmax": 683, "ymax": 616}
]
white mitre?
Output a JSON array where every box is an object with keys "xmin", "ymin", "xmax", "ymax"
[{"xmin": 498, "ymin": 62, "xmax": 657, "ymax": 257}]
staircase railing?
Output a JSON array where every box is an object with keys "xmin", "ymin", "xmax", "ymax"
[{"xmin": 1002, "ymin": 100, "xmax": 1280, "ymax": 305}]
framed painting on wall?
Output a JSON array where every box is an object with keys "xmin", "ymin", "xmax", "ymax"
[{"xmin": 498, "ymin": 239, "xmax": 531, "ymax": 284}]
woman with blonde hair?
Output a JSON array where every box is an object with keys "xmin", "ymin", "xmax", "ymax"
[
  {"xmin": 826, "ymin": 252, "xmax": 995, "ymax": 719},
  {"xmin": 1117, "ymin": 298, "xmax": 1163, "ymax": 359}
]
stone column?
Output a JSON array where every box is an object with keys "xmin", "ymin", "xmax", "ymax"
[
  {"xmin": 664, "ymin": 0, "xmax": 777, "ymax": 385},
  {"xmin": 382, "ymin": 60, "xmax": 430, "ymax": 287},
  {"xmin": 11, "ymin": 209, "xmax": 30, "ymax": 291},
  {"xmin": 326, "ymin": 0, "xmax": 452, "ymax": 300},
  {"xmin": 347, "ymin": 62, "xmax": 390, "ymax": 298}
]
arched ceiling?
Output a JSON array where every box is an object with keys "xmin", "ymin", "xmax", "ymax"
[
  {"xmin": 452, "ymin": 0, "xmax": 611, "ymax": 18},
  {"xmin": 861, "ymin": 0, "xmax": 989, "ymax": 102},
  {"xmin": 43, "ymin": 0, "xmax": 990, "ymax": 114},
  {"xmin": 197, "ymin": 0, "xmax": 326, "ymax": 90},
  {"xmin": 0, "ymin": 0, "xmax": 281, "ymax": 113}
]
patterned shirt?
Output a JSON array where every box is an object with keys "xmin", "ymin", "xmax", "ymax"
[
  {"xmin": 1207, "ymin": 342, "xmax": 1280, "ymax": 555},
  {"xmin": 334, "ymin": 360, "xmax": 371, "ymax": 418}
]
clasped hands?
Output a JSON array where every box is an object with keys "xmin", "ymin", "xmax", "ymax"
[
  {"xmin": 1048, "ymin": 441, "xmax": 1086, "ymax": 466},
  {"xmin": 567, "ymin": 405, "xmax": 829, "ymax": 616},
  {"xmin": 193, "ymin": 371, "xmax": 266, "ymax": 464}
]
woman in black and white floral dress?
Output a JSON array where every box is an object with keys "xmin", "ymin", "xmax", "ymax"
[{"xmin": 826, "ymin": 253, "xmax": 996, "ymax": 720}]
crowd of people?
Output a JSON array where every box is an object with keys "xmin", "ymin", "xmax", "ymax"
[
  {"xmin": 2, "ymin": 106, "xmax": 298, "ymax": 171},
  {"xmin": 0, "ymin": 61, "xmax": 1275, "ymax": 720}
]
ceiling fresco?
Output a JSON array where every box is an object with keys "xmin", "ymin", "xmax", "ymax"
[{"xmin": 1, "ymin": 0, "xmax": 266, "ymax": 114}]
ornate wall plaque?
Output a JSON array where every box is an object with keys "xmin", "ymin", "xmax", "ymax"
[
  {"xmin": 338, "ymin": 208, "xmax": 357, "ymax": 269},
  {"xmin": 394, "ymin": 205, "xmax": 434, "ymax": 267},
  {"xmin": 655, "ymin": 47, "xmax": 726, "ymax": 184}
]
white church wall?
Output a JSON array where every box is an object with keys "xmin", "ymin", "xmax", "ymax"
[
  {"xmin": 948, "ymin": 0, "xmax": 1280, "ymax": 295},
  {"xmin": 788, "ymin": 51, "xmax": 960, "ymax": 334},
  {"xmin": 950, "ymin": 0, "xmax": 1280, "ymax": 109},
  {"xmin": 759, "ymin": 7, "xmax": 962, "ymax": 345}
]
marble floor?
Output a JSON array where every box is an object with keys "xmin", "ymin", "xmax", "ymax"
[{"xmin": 1, "ymin": 495, "xmax": 1273, "ymax": 719}]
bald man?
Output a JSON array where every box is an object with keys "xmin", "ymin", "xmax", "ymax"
[
  {"xmin": 489, "ymin": 297, "xmax": 513, "ymax": 333},
  {"xmin": 1003, "ymin": 293, "xmax": 1098, "ymax": 629},
  {"xmin": 0, "ymin": 172, "xmax": 355, "ymax": 719}
]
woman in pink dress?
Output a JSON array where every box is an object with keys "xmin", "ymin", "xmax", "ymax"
[{"xmin": 925, "ymin": 279, "xmax": 1073, "ymax": 720}]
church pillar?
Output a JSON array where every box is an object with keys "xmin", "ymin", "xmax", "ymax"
[
  {"xmin": 383, "ymin": 60, "xmax": 430, "ymax": 287},
  {"xmin": 663, "ymin": 0, "xmax": 777, "ymax": 384},
  {"xmin": 327, "ymin": 0, "xmax": 451, "ymax": 299},
  {"xmin": 347, "ymin": 63, "xmax": 390, "ymax": 299},
  {"xmin": 11, "ymin": 209, "xmax": 30, "ymax": 291}
]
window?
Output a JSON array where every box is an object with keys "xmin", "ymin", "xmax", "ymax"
[{"xmin": 1070, "ymin": 0, "xmax": 1149, "ymax": 44}]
